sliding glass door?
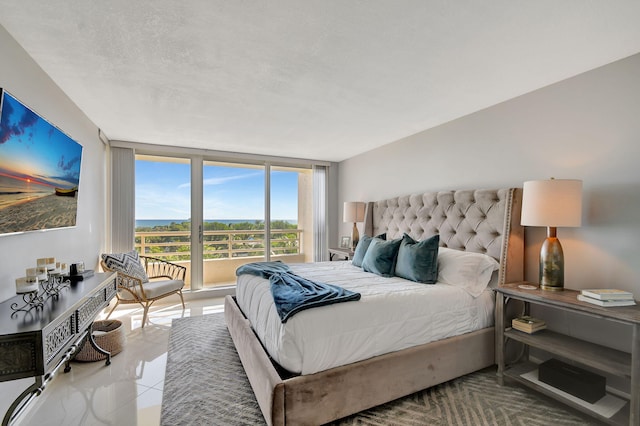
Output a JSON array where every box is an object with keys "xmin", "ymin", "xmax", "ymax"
[
  {"xmin": 135, "ymin": 154, "xmax": 319, "ymax": 291},
  {"xmin": 270, "ymin": 165, "xmax": 313, "ymax": 264},
  {"xmin": 134, "ymin": 155, "xmax": 192, "ymax": 288},
  {"xmin": 201, "ymin": 161, "xmax": 266, "ymax": 288}
]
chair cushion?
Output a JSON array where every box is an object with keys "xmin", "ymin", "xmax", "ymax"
[
  {"xmin": 101, "ymin": 250, "xmax": 149, "ymax": 283},
  {"xmin": 118, "ymin": 279, "xmax": 184, "ymax": 301}
]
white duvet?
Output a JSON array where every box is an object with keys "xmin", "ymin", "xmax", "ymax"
[{"xmin": 235, "ymin": 261, "xmax": 495, "ymax": 375}]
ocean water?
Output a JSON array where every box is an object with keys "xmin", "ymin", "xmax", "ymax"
[
  {"xmin": 135, "ymin": 219, "xmax": 296, "ymax": 228},
  {"xmin": 0, "ymin": 175, "xmax": 52, "ymax": 209}
]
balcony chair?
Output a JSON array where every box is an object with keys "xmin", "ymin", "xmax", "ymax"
[{"xmin": 100, "ymin": 251, "xmax": 186, "ymax": 327}]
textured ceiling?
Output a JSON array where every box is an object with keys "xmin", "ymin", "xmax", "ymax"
[{"xmin": 1, "ymin": 1, "xmax": 640, "ymax": 162}]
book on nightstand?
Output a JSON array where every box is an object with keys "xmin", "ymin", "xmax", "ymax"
[
  {"xmin": 580, "ymin": 289, "xmax": 634, "ymax": 300},
  {"xmin": 511, "ymin": 315, "xmax": 546, "ymax": 333},
  {"xmin": 577, "ymin": 294, "xmax": 636, "ymax": 307}
]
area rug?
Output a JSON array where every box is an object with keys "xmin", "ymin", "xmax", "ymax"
[{"xmin": 161, "ymin": 313, "xmax": 601, "ymax": 426}]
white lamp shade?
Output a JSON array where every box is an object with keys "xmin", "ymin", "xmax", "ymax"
[
  {"xmin": 343, "ymin": 201, "xmax": 365, "ymax": 223},
  {"xmin": 521, "ymin": 179, "xmax": 582, "ymax": 227}
]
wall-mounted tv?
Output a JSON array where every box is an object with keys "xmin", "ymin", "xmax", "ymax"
[{"xmin": 0, "ymin": 88, "xmax": 83, "ymax": 236}]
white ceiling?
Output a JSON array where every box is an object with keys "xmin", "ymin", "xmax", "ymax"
[{"xmin": 1, "ymin": 1, "xmax": 640, "ymax": 162}]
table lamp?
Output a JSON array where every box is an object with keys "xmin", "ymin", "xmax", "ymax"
[
  {"xmin": 343, "ymin": 201, "xmax": 365, "ymax": 250},
  {"xmin": 521, "ymin": 178, "xmax": 582, "ymax": 290}
]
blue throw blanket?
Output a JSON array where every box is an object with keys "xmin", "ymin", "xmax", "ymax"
[{"xmin": 236, "ymin": 261, "xmax": 361, "ymax": 323}]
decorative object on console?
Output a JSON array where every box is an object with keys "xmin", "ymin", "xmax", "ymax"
[
  {"xmin": 343, "ymin": 201, "xmax": 365, "ymax": 251},
  {"xmin": 521, "ymin": 178, "xmax": 582, "ymax": 291},
  {"xmin": 13, "ymin": 257, "xmax": 76, "ymax": 307},
  {"xmin": 15, "ymin": 277, "xmax": 38, "ymax": 294},
  {"xmin": 69, "ymin": 261, "xmax": 85, "ymax": 276},
  {"xmin": 68, "ymin": 261, "xmax": 94, "ymax": 280},
  {"xmin": 11, "ymin": 258, "xmax": 72, "ymax": 317},
  {"xmin": 68, "ymin": 270, "xmax": 95, "ymax": 281}
]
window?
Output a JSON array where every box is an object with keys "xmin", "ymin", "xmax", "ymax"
[
  {"xmin": 133, "ymin": 152, "xmax": 321, "ymax": 291},
  {"xmin": 135, "ymin": 155, "xmax": 192, "ymax": 288}
]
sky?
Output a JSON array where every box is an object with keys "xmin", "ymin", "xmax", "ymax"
[
  {"xmin": 0, "ymin": 90, "xmax": 83, "ymax": 192},
  {"xmin": 135, "ymin": 159, "xmax": 299, "ymax": 221}
]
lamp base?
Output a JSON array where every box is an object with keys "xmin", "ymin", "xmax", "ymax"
[
  {"xmin": 351, "ymin": 222, "xmax": 360, "ymax": 251},
  {"xmin": 539, "ymin": 227, "xmax": 564, "ymax": 291},
  {"xmin": 540, "ymin": 283, "xmax": 564, "ymax": 291}
]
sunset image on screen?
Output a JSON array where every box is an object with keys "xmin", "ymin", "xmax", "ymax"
[{"xmin": 0, "ymin": 90, "xmax": 83, "ymax": 235}]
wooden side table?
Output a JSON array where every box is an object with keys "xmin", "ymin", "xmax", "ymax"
[
  {"xmin": 495, "ymin": 282, "xmax": 640, "ymax": 425},
  {"xmin": 329, "ymin": 247, "xmax": 354, "ymax": 261}
]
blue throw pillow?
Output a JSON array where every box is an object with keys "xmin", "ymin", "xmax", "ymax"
[
  {"xmin": 361, "ymin": 236, "xmax": 401, "ymax": 277},
  {"xmin": 351, "ymin": 233, "xmax": 386, "ymax": 267},
  {"xmin": 394, "ymin": 234, "xmax": 440, "ymax": 283}
]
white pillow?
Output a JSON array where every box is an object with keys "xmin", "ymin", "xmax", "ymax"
[{"xmin": 437, "ymin": 247, "xmax": 499, "ymax": 297}]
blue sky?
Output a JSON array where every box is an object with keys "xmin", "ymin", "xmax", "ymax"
[
  {"xmin": 0, "ymin": 90, "xmax": 82, "ymax": 192},
  {"xmin": 135, "ymin": 159, "xmax": 299, "ymax": 221}
]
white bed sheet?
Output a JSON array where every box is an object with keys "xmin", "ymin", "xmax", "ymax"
[{"xmin": 235, "ymin": 261, "xmax": 495, "ymax": 375}]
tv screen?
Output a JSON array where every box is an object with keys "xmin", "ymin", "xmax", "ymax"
[{"xmin": 0, "ymin": 88, "xmax": 83, "ymax": 236}]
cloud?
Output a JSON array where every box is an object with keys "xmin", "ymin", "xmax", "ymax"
[
  {"xmin": 0, "ymin": 99, "xmax": 39, "ymax": 144},
  {"xmin": 58, "ymin": 155, "xmax": 81, "ymax": 172},
  {"xmin": 0, "ymin": 100, "xmax": 16, "ymax": 144},
  {"xmin": 177, "ymin": 171, "xmax": 262, "ymax": 189}
]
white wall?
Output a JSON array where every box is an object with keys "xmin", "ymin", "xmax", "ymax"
[
  {"xmin": 0, "ymin": 26, "xmax": 106, "ymax": 302},
  {"xmin": 339, "ymin": 53, "xmax": 640, "ymax": 354}
]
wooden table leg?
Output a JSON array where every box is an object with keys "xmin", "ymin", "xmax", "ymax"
[
  {"xmin": 630, "ymin": 323, "xmax": 639, "ymax": 426},
  {"xmin": 495, "ymin": 292, "xmax": 505, "ymax": 386}
]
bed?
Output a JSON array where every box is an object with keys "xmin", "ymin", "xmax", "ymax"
[{"xmin": 224, "ymin": 187, "xmax": 524, "ymax": 425}]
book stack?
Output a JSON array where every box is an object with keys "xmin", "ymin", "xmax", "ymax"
[
  {"xmin": 511, "ymin": 315, "xmax": 546, "ymax": 334},
  {"xmin": 577, "ymin": 289, "xmax": 636, "ymax": 307}
]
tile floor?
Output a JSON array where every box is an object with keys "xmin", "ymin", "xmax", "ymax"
[{"xmin": 14, "ymin": 296, "xmax": 225, "ymax": 426}]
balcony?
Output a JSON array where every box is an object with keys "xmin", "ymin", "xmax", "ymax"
[{"xmin": 134, "ymin": 228, "xmax": 307, "ymax": 289}]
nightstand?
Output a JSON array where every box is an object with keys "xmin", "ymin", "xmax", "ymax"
[
  {"xmin": 495, "ymin": 282, "xmax": 640, "ymax": 425},
  {"xmin": 329, "ymin": 247, "xmax": 354, "ymax": 261}
]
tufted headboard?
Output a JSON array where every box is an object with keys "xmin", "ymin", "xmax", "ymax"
[{"xmin": 363, "ymin": 188, "xmax": 524, "ymax": 285}]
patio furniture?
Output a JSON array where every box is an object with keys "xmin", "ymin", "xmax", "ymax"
[{"xmin": 101, "ymin": 251, "xmax": 186, "ymax": 327}]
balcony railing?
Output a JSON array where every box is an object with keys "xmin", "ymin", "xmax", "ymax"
[
  {"xmin": 135, "ymin": 228, "xmax": 305, "ymax": 289},
  {"xmin": 135, "ymin": 229, "xmax": 302, "ymax": 260}
]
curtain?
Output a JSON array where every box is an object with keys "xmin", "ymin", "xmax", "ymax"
[
  {"xmin": 110, "ymin": 147, "xmax": 135, "ymax": 253},
  {"xmin": 312, "ymin": 165, "xmax": 328, "ymax": 262}
]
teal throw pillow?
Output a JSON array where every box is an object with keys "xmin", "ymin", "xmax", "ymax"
[
  {"xmin": 352, "ymin": 233, "xmax": 386, "ymax": 267},
  {"xmin": 362, "ymin": 236, "xmax": 401, "ymax": 277},
  {"xmin": 395, "ymin": 234, "xmax": 440, "ymax": 283}
]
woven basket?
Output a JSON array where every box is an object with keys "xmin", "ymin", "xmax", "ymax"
[{"xmin": 75, "ymin": 319, "xmax": 125, "ymax": 362}]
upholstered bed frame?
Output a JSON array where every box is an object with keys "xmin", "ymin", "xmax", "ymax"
[{"xmin": 224, "ymin": 188, "xmax": 524, "ymax": 425}]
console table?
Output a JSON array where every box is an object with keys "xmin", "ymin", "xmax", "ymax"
[{"xmin": 0, "ymin": 272, "xmax": 117, "ymax": 425}]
